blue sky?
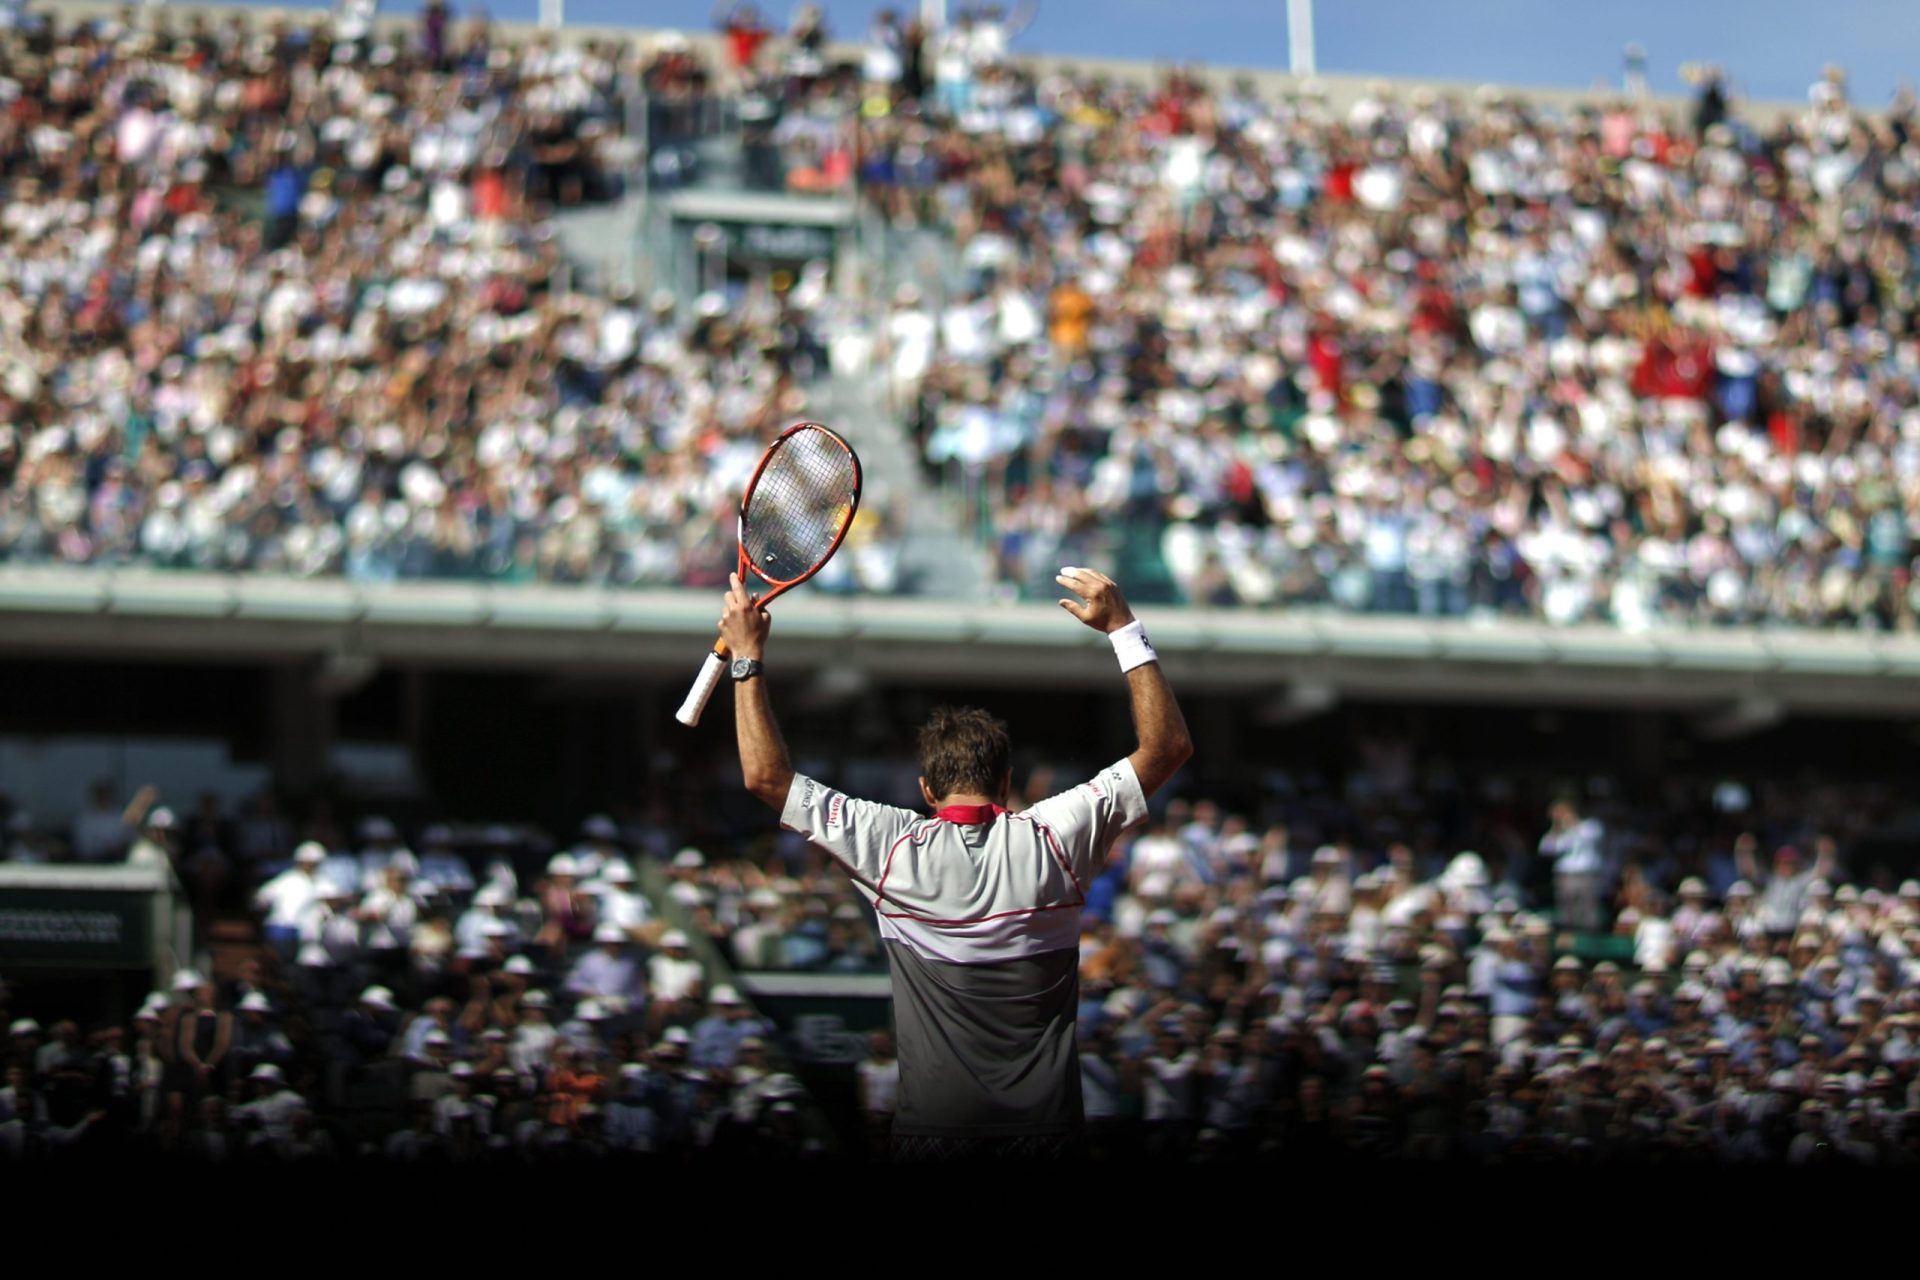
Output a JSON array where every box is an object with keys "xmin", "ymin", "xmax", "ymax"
[{"xmin": 283, "ymin": 0, "xmax": 1918, "ymax": 104}]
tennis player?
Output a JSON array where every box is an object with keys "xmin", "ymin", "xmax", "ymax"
[{"xmin": 719, "ymin": 565, "xmax": 1193, "ymax": 1160}]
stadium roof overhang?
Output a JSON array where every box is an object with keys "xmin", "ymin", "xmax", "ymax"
[{"xmin": 4, "ymin": 570, "xmax": 1920, "ymax": 717}]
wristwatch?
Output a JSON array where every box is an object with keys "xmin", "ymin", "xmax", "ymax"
[{"xmin": 730, "ymin": 657, "xmax": 763, "ymax": 682}]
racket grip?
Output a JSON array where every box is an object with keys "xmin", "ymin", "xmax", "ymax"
[{"xmin": 675, "ymin": 649, "xmax": 730, "ymax": 727}]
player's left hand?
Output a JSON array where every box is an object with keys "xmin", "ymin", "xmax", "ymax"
[
  {"xmin": 1055, "ymin": 566, "xmax": 1137, "ymax": 634},
  {"xmin": 719, "ymin": 572, "xmax": 771, "ymax": 659}
]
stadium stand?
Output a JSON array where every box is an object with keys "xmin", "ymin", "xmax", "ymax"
[
  {"xmin": 5, "ymin": 2, "xmax": 1920, "ymax": 1168},
  {"xmin": 2, "ymin": 801, "xmax": 832, "ymax": 1163},
  {"xmin": 5, "ymin": 754, "xmax": 1920, "ymax": 1165},
  {"xmin": 0, "ymin": 7, "xmax": 903, "ymax": 592},
  {"xmin": 874, "ymin": 49, "xmax": 1920, "ymax": 625},
  {"xmin": 11, "ymin": 5, "xmax": 1920, "ymax": 630}
]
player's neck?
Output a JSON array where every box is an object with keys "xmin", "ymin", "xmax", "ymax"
[{"xmin": 934, "ymin": 793, "xmax": 1002, "ymax": 809}]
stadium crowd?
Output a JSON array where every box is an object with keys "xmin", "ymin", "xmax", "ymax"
[
  {"xmin": 0, "ymin": 5, "xmax": 902, "ymax": 593},
  {"xmin": 0, "ymin": 795, "xmax": 828, "ymax": 1165},
  {"xmin": 866, "ymin": 44, "xmax": 1920, "ymax": 628},
  {"xmin": 673, "ymin": 759, "xmax": 1920, "ymax": 1164},
  {"xmin": 9, "ymin": 1, "xmax": 1920, "ymax": 632},
  {"xmin": 6, "ymin": 748, "xmax": 1920, "ymax": 1164}
]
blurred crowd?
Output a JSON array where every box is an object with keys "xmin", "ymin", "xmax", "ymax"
[
  {"xmin": 870, "ymin": 53, "xmax": 1920, "ymax": 628},
  {"xmin": 0, "ymin": 4, "xmax": 902, "ymax": 593},
  {"xmin": 8, "ymin": 743, "xmax": 1920, "ymax": 1163},
  {"xmin": 13, "ymin": 1, "xmax": 1919, "ymax": 633},
  {"xmin": 0, "ymin": 796, "xmax": 828, "ymax": 1165},
  {"xmin": 1053, "ymin": 797, "xmax": 1920, "ymax": 1163},
  {"xmin": 660, "ymin": 756, "xmax": 1920, "ymax": 1163}
]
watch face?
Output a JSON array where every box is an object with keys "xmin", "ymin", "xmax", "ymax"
[{"xmin": 731, "ymin": 658, "xmax": 756, "ymax": 679}]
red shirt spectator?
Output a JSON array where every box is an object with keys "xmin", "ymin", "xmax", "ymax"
[
  {"xmin": 473, "ymin": 168, "xmax": 510, "ymax": 221},
  {"xmin": 718, "ymin": 4, "xmax": 772, "ymax": 74},
  {"xmin": 1632, "ymin": 331, "xmax": 1714, "ymax": 401},
  {"xmin": 1308, "ymin": 323, "xmax": 1345, "ymax": 398},
  {"xmin": 1324, "ymin": 160, "xmax": 1356, "ymax": 204}
]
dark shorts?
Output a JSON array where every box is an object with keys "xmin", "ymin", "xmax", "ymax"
[{"xmin": 890, "ymin": 1132, "xmax": 1082, "ymax": 1163}]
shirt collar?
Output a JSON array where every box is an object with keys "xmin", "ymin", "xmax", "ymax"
[{"xmin": 934, "ymin": 803, "xmax": 1006, "ymax": 825}]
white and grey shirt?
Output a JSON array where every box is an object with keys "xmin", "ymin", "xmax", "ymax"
[{"xmin": 781, "ymin": 758, "xmax": 1149, "ymax": 1137}]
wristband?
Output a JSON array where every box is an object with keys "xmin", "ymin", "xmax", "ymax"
[{"xmin": 1109, "ymin": 620, "xmax": 1157, "ymax": 673}]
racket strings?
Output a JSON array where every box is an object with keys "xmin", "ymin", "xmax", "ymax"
[{"xmin": 742, "ymin": 429, "xmax": 857, "ymax": 582}]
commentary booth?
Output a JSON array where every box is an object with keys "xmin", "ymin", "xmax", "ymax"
[
  {"xmin": 0, "ymin": 864, "xmax": 192, "ymax": 1024},
  {"xmin": 665, "ymin": 189, "xmax": 857, "ymax": 302}
]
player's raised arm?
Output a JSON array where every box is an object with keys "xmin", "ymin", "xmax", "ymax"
[
  {"xmin": 720, "ymin": 572, "xmax": 794, "ymax": 811},
  {"xmin": 1056, "ymin": 567, "xmax": 1193, "ymax": 797}
]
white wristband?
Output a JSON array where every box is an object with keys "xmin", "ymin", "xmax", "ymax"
[{"xmin": 1109, "ymin": 620, "xmax": 1157, "ymax": 673}]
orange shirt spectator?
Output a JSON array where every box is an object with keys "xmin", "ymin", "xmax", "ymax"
[
  {"xmin": 546, "ymin": 1066, "xmax": 605, "ymax": 1127},
  {"xmin": 1048, "ymin": 282, "xmax": 1094, "ymax": 355}
]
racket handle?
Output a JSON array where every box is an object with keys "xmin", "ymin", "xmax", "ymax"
[{"xmin": 675, "ymin": 648, "xmax": 731, "ymax": 727}]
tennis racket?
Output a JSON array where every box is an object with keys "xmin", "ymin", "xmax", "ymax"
[{"xmin": 674, "ymin": 422, "xmax": 862, "ymax": 727}]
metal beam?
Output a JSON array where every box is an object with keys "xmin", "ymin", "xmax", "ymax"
[{"xmin": 5, "ymin": 570, "xmax": 1920, "ymax": 715}]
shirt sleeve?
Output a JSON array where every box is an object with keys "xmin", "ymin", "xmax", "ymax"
[
  {"xmin": 1022, "ymin": 757, "xmax": 1152, "ymax": 887},
  {"xmin": 779, "ymin": 773, "xmax": 924, "ymax": 888}
]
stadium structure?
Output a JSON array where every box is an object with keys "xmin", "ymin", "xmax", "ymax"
[{"xmin": 4, "ymin": 1, "xmax": 1919, "ymax": 1165}]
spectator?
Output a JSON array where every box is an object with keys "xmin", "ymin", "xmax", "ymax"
[
  {"xmin": 1540, "ymin": 801, "xmax": 1608, "ymax": 932},
  {"xmin": 688, "ymin": 985, "xmax": 769, "ymax": 1070},
  {"xmin": 167, "ymin": 977, "xmax": 231, "ymax": 1136},
  {"xmin": 855, "ymin": 1029, "xmax": 899, "ymax": 1154},
  {"xmin": 714, "ymin": 3, "xmax": 773, "ymax": 84},
  {"xmin": 235, "ymin": 1063, "xmax": 306, "ymax": 1145},
  {"xmin": 1742, "ymin": 840, "xmax": 1839, "ymax": 935},
  {"xmin": 255, "ymin": 844, "xmax": 329, "ymax": 961},
  {"xmin": 647, "ymin": 930, "xmax": 705, "ymax": 1022},
  {"xmin": 71, "ymin": 781, "xmax": 129, "ymax": 864},
  {"xmin": 567, "ymin": 923, "xmax": 647, "ymax": 1007}
]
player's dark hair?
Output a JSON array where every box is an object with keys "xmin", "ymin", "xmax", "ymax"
[{"xmin": 917, "ymin": 706, "xmax": 1011, "ymax": 801}]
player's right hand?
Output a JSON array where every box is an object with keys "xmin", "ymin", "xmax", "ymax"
[
  {"xmin": 720, "ymin": 571, "xmax": 771, "ymax": 659},
  {"xmin": 1055, "ymin": 566, "xmax": 1137, "ymax": 634}
]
